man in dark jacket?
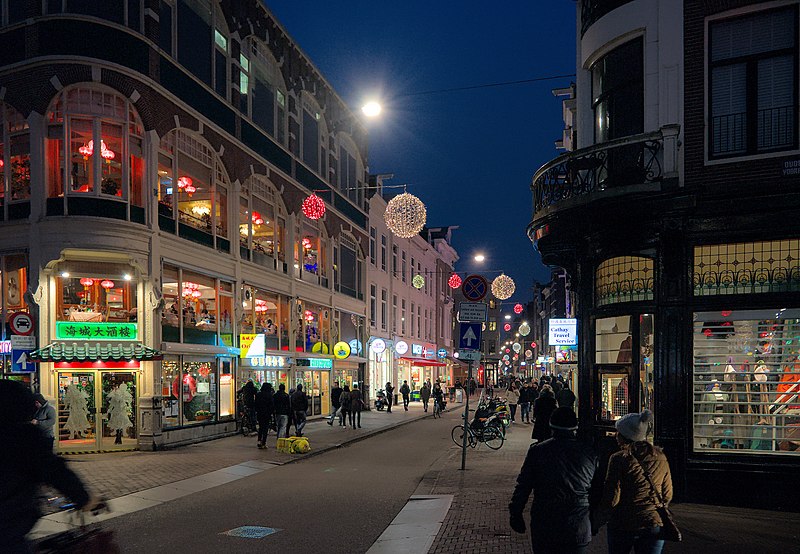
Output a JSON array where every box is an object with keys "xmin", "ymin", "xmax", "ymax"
[
  {"xmin": 531, "ymin": 386, "xmax": 557, "ymax": 442},
  {"xmin": 328, "ymin": 381, "xmax": 343, "ymax": 425},
  {"xmin": 255, "ymin": 383, "xmax": 274, "ymax": 449},
  {"xmin": 291, "ymin": 383, "xmax": 309, "ymax": 436},
  {"xmin": 273, "ymin": 384, "xmax": 291, "ymax": 438},
  {"xmin": 1, "ymin": 380, "xmax": 96, "ymax": 552},
  {"xmin": 510, "ymin": 407, "xmax": 598, "ymax": 553},
  {"xmin": 557, "ymin": 384, "xmax": 577, "ymax": 410},
  {"xmin": 400, "ymin": 380, "xmax": 411, "ymax": 411},
  {"xmin": 385, "ymin": 382, "xmax": 395, "ymax": 413}
]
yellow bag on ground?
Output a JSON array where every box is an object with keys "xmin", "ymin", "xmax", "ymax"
[{"xmin": 291, "ymin": 437, "xmax": 311, "ymax": 453}]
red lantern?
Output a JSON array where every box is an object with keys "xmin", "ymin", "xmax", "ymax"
[
  {"xmin": 504, "ymin": 323, "xmax": 512, "ymax": 332},
  {"xmin": 514, "ymin": 303, "xmax": 523, "ymax": 314},
  {"xmin": 721, "ymin": 310, "xmax": 732, "ymax": 317},
  {"xmin": 80, "ymin": 278, "xmax": 94, "ymax": 287},
  {"xmin": 100, "ymin": 280, "xmax": 115, "ymax": 289},
  {"xmin": 184, "ymin": 183, "xmax": 196, "ymax": 197},
  {"xmin": 177, "ymin": 176, "xmax": 192, "ymax": 190},
  {"xmin": 302, "ymin": 194, "xmax": 326, "ymax": 220},
  {"xmin": 302, "ymin": 237, "xmax": 313, "ymax": 250},
  {"xmin": 448, "ymin": 273, "xmax": 462, "ymax": 289},
  {"xmin": 251, "ymin": 211, "xmax": 264, "ymax": 226}
]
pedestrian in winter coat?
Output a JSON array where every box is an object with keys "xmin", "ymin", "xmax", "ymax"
[
  {"xmin": 240, "ymin": 380, "xmax": 257, "ymax": 425},
  {"xmin": 420, "ymin": 383, "xmax": 432, "ymax": 412},
  {"xmin": 531, "ymin": 386, "xmax": 557, "ymax": 442},
  {"xmin": 385, "ymin": 382, "xmax": 395, "ymax": 413},
  {"xmin": 518, "ymin": 384, "xmax": 532, "ymax": 424},
  {"xmin": 254, "ymin": 383, "xmax": 274, "ymax": 449},
  {"xmin": 328, "ymin": 381, "xmax": 343, "ymax": 426},
  {"xmin": 400, "ymin": 381, "xmax": 411, "ymax": 411},
  {"xmin": 557, "ymin": 385, "xmax": 577, "ymax": 410},
  {"xmin": 339, "ymin": 385, "xmax": 351, "ymax": 427},
  {"xmin": 349, "ymin": 385, "xmax": 364, "ymax": 428},
  {"xmin": 510, "ymin": 407, "xmax": 598, "ymax": 553},
  {"xmin": 273, "ymin": 384, "xmax": 291, "ymax": 438},
  {"xmin": 291, "ymin": 384, "xmax": 309, "ymax": 436},
  {"xmin": 594, "ymin": 410, "xmax": 673, "ymax": 554},
  {"xmin": 506, "ymin": 384, "xmax": 521, "ymax": 422},
  {"xmin": 32, "ymin": 393, "xmax": 57, "ymax": 446},
  {"xmin": 433, "ymin": 383, "xmax": 445, "ymax": 412}
]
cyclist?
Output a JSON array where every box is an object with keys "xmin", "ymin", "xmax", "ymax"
[{"xmin": 432, "ymin": 382, "xmax": 445, "ymax": 415}]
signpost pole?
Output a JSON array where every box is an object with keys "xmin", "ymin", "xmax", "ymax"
[{"xmin": 460, "ymin": 359, "xmax": 473, "ymax": 471}]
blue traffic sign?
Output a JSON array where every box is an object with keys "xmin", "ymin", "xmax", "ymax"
[
  {"xmin": 461, "ymin": 274, "xmax": 488, "ymax": 301},
  {"xmin": 458, "ymin": 322, "xmax": 482, "ymax": 350},
  {"xmin": 11, "ymin": 349, "xmax": 34, "ymax": 372}
]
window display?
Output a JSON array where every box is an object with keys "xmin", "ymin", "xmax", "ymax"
[
  {"xmin": 161, "ymin": 354, "xmax": 220, "ymax": 428},
  {"xmin": 693, "ymin": 309, "xmax": 800, "ymax": 455}
]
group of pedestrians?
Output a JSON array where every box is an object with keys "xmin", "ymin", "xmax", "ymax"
[
  {"xmin": 509, "ymin": 407, "xmax": 674, "ymax": 554},
  {"xmin": 326, "ymin": 381, "xmax": 365, "ymax": 428},
  {"xmin": 241, "ymin": 380, "xmax": 315, "ymax": 449}
]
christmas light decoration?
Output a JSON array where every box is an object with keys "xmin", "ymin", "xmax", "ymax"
[
  {"xmin": 519, "ymin": 322, "xmax": 531, "ymax": 336},
  {"xmin": 304, "ymin": 309, "xmax": 315, "ymax": 322},
  {"xmin": 514, "ymin": 303, "xmax": 523, "ymax": 314},
  {"xmin": 525, "ymin": 349, "xmax": 533, "ymax": 358},
  {"xmin": 491, "ymin": 274, "xmax": 515, "ymax": 300},
  {"xmin": 512, "ymin": 342, "xmax": 521, "ymax": 353},
  {"xmin": 184, "ymin": 183, "xmax": 196, "ymax": 197},
  {"xmin": 412, "ymin": 274, "xmax": 425, "ymax": 289},
  {"xmin": 448, "ymin": 273, "xmax": 462, "ymax": 289},
  {"xmin": 504, "ymin": 323, "xmax": 512, "ymax": 332},
  {"xmin": 78, "ymin": 140, "xmax": 115, "ymax": 160},
  {"xmin": 384, "ymin": 192, "xmax": 427, "ymax": 238},
  {"xmin": 302, "ymin": 194, "xmax": 326, "ymax": 220}
]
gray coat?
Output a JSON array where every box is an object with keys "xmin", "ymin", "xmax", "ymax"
[{"xmin": 34, "ymin": 401, "xmax": 57, "ymax": 439}]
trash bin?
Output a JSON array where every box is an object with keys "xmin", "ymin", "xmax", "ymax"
[
  {"xmin": 456, "ymin": 389, "xmax": 464, "ymax": 403},
  {"xmin": 411, "ymin": 390, "xmax": 421, "ymax": 402},
  {"xmin": 138, "ymin": 396, "xmax": 163, "ymax": 451}
]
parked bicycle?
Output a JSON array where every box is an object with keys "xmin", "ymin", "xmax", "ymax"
[
  {"xmin": 236, "ymin": 392, "xmax": 257, "ymax": 436},
  {"xmin": 35, "ymin": 497, "xmax": 117, "ymax": 553},
  {"xmin": 451, "ymin": 418, "xmax": 504, "ymax": 450}
]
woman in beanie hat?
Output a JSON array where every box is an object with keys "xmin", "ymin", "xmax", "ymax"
[
  {"xmin": 531, "ymin": 385, "xmax": 557, "ymax": 442},
  {"xmin": 510, "ymin": 407, "xmax": 598, "ymax": 553},
  {"xmin": 594, "ymin": 409, "xmax": 673, "ymax": 554}
]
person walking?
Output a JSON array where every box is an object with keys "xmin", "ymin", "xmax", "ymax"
[
  {"xmin": 531, "ymin": 385, "xmax": 557, "ymax": 443},
  {"xmin": 594, "ymin": 410, "xmax": 673, "ymax": 554},
  {"xmin": 239, "ymin": 379, "xmax": 257, "ymax": 434},
  {"xmin": 349, "ymin": 384, "xmax": 364, "ymax": 428},
  {"xmin": 291, "ymin": 383, "xmax": 309, "ymax": 436},
  {"xmin": 506, "ymin": 383, "xmax": 521, "ymax": 423},
  {"xmin": 557, "ymin": 383, "xmax": 577, "ymax": 410},
  {"xmin": 339, "ymin": 385, "xmax": 351, "ymax": 427},
  {"xmin": 385, "ymin": 382, "xmax": 395, "ymax": 413},
  {"xmin": 420, "ymin": 382, "xmax": 431, "ymax": 412},
  {"xmin": 400, "ymin": 380, "xmax": 411, "ymax": 411},
  {"xmin": 254, "ymin": 382, "xmax": 274, "ymax": 449},
  {"xmin": 510, "ymin": 407, "xmax": 598, "ymax": 553},
  {"xmin": 432, "ymin": 382, "xmax": 445, "ymax": 412},
  {"xmin": 31, "ymin": 393, "xmax": 57, "ymax": 448},
  {"xmin": 273, "ymin": 383, "xmax": 291, "ymax": 438},
  {"xmin": 328, "ymin": 381, "xmax": 343, "ymax": 426},
  {"xmin": 518, "ymin": 383, "xmax": 531, "ymax": 424}
]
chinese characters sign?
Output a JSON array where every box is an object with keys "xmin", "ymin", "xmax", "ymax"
[{"xmin": 56, "ymin": 322, "xmax": 138, "ymax": 341}]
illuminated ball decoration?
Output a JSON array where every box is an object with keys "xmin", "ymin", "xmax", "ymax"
[
  {"xmin": 448, "ymin": 273, "xmax": 462, "ymax": 289},
  {"xmin": 504, "ymin": 323, "xmax": 512, "ymax": 332},
  {"xmin": 512, "ymin": 342, "xmax": 521, "ymax": 353},
  {"xmin": 412, "ymin": 274, "xmax": 425, "ymax": 289},
  {"xmin": 491, "ymin": 274, "xmax": 515, "ymax": 300},
  {"xmin": 525, "ymin": 349, "xmax": 533, "ymax": 358},
  {"xmin": 384, "ymin": 192, "xmax": 427, "ymax": 238},
  {"xmin": 302, "ymin": 194, "xmax": 326, "ymax": 220},
  {"xmin": 519, "ymin": 322, "xmax": 531, "ymax": 336},
  {"xmin": 513, "ymin": 303, "xmax": 524, "ymax": 314}
]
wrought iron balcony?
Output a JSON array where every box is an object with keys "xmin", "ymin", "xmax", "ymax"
[{"xmin": 531, "ymin": 125, "xmax": 680, "ymax": 220}]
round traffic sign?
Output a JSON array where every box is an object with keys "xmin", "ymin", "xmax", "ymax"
[
  {"xmin": 9, "ymin": 312, "xmax": 34, "ymax": 336},
  {"xmin": 461, "ymin": 274, "xmax": 488, "ymax": 302}
]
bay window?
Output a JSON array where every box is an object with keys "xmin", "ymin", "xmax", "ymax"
[{"xmin": 240, "ymin": 176, "xmax": 286, "ymax": 271}]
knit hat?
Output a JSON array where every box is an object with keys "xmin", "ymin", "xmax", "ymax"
[
  {"xmin": 615, "ymin": 409, "xmax": 653, "ymax": 442},
  {"xmin": 549, "ymin": 407, "xmax": 578, "ymax": 431}
]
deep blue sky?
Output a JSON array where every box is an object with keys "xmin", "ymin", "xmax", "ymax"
[{"xmin": 268, "ymin": 2, "xmax": 577, "ymax": 300}]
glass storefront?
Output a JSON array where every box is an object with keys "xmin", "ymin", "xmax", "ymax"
[
  {"xmin": 693, "ymin": 309, "xmax": 800, "ymax": 455},
  {"xmin": 161, "ymin": 354, "xmax": 234, "ymax": 428}
]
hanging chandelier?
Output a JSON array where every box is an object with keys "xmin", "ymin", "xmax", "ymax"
[
  {"xmin": 384, "ymin": 192, "xmax": 426, "ymax": 239},
  {"xmin": 447, "ymin": 273, "xmax": 462, "ymax": 289},
  {"xmin": 412, "ymin": 274, "xmax": 425, "ymax": 289},
  {"xmin": 491, "ymin": 274, "xmax": 515, "ymax": 300},
  {"xmin": 302, "ymin": 194, "xmax": 326, "ymax": 220}
]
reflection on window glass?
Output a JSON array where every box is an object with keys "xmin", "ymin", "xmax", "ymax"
[
  {"xmin": 100, "ymin": 121, "xmax": 123, "ymax": 197},
  {"xmin": 596, "ymin": 316, "xmax": 631, "ymax": 364},
  {"xmin": 70, "ymin": 118, "xmax": 94, "ymax": 193},
  {"xmin": 161, "ymin": 356, "xmax": 181, "ymax": 428}
]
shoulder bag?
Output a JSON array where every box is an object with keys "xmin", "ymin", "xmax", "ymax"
[{"xmin": 629, "ymin": 454, "xmax": 682, "ymax": 542}]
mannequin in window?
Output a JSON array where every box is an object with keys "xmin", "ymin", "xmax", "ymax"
[
  {"xmin": 753, "ymin": 361, "xmax": 770, "ymax": 415},
  {"xmin": 699, "ymin": 381, "xmax": 729, "ymax": 448},
  {"xmin": 616, "ymin": 334, "xmax": 632, "ymax": 364}
]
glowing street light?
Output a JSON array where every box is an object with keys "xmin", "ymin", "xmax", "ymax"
[
  {"xmin": 361, "ymin": 101, "xmax": 382, "ymax": 117},
  {"xmin": 474, "ymin": 254, "xmax": 485, "ymax": 262}
]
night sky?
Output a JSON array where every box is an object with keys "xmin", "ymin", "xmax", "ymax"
[{"xmin": 268, "ymin": 1, "xmax": 577, "ymax": 301}]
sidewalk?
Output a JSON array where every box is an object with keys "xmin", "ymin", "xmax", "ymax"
[
  {"xmin": 416, "ymin": 421, "xmax": 800, "ymax": 554},
  {"xmin": 59, "ymin": 401, "xmax": 447, "ymax": 502}
]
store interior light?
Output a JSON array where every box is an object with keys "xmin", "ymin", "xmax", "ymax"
[
  {"xmin": 123, "ymin": 274, "xmax": 132, "ymax": 281},
  {"xmin": 61, "ymin": 272, "xmax": 70, "ymax": 278}
]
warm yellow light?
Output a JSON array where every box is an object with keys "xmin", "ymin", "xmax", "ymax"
[
  {"xmin": 362, "ymin": 101, "xmax": 382, "ymax": 117},
  {"xmin": 474, "ymin": 254, "xmax": 485, "ymax": 262}
]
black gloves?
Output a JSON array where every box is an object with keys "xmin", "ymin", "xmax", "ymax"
[{"xmin": 509, "ymin": 513, "xmax": 526, "ymax": 534}]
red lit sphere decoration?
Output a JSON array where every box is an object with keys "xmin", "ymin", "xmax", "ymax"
[
  {"xmin": 505, "ymin": 348, "xmax": 510, "ymax": 354},
  {"xmin": 448, "ymin": 273, "xmax": 462, "ymax": 289},
  {"xmin": 513, "ymin": 303, "xmax": 523, "ymax": 314},
  {"xmin": 177, "ymin": 176, "xmax": 192, "ymax": 190},
  {"xmin": 302, "ymin": 194, "xmax": 326, "ymax": 220},
  {"xmin": 504, "ymin": 323, "xmax": 512, "ymax": 332}
]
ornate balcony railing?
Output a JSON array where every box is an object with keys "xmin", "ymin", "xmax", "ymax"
[
  {"xmin": 531, "ymin": 126, "xmax": 680, "ymax": 218},
  {"xmin": 581, "ymin": 0, "xmax": 635, "ymax": 36}
]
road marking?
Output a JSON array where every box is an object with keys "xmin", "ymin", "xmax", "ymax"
[{"xmin": 366, "ymin": 494, "xmax": 453, "ymax": 554}]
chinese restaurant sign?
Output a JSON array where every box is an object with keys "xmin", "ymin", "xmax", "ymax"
[{"xmin": 56, "ymin": 322, "xmax": 138, "ymax": 341}]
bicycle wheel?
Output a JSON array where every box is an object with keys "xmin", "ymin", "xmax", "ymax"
[
  {"xmin": 483, "ymin": 426, "xmax": 504, "ymax": 450},
  {"xmin": 488, "ymin": 419, "xmax": 504, "ymax": 438},
  {"xmin": 451, "ymin": 424, "xmax": 468, "ymax": 447}
]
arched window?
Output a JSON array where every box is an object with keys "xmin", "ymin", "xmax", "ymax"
[
  {"xmin": 300, "ymin": 92, "xmax": 328, "ymax": 177},
  {"xmin": 245, "ymin": 37, "xmax": 288, "ymax": 144},
  {"xmin": 0, "ymin": 102, "xmax": 30, "ymax": 221},
  {"xmin": 595, "ymin": 256, "xmax": 654, "ymax": 306},
  {"xmin": 239, "ymin": 175, "xmax": 287, "ymax": 271},
  {"xmin": 295, "ymin": 216, "xmax": 328, "ymax": 287},
  {"xmin": 336, "ymin": 134, "xmax": 365, "ymax": 206},
  {"xmin": 157, "ymin": 129, "xmax": 230, "ymax": 251},
  {"xmin": 46, "ymin": 87, "xmax": 145, "ymax": 221}
]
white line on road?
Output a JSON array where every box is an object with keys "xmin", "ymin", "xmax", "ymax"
[{"xmin": 366, "ymin": 495, "xmax": 453, "ymax": 554}]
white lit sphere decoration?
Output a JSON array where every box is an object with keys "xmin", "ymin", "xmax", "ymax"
[
  {"xmin": 384, "ymin": 192, "xmax": 427, "ymax": 239},
  {"xmin": 519, "ymin": 322, "xmax": 531, "ymax": 336},
  {"xmin": 491, "ymin": 274, "xmax": 515, "ymax": 300},
  {"xmin": 412, "ymin": 274, "xmax": 425, "ymax": 289},
  {"xmin": 513, "ymin": 342, "xmax": 521, "ymax": 353}
]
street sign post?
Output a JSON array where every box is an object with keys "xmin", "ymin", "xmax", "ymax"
[
  {"xmin": 458, "ymin": 322, "xmax": 482, "ymax": 350},
  {"xmin": 9, "ymin": 312, "xmax": 34, "ymax": 336},
  {"xmin": 11, "ymin": 350, "xmax": 33, "ymax": 372},
  {"xmin": 458, "ymin": 302, "xmax": 487, "ymax": 323},
  {"xmin": 461, "ymin": 274, "xmax": 488, "ymax": 302},
  {"xmin": 457, "ymin": 349, "xmax": 481, "ymax": 361},
  {"xmin": 461, "ymin": 358, "xmax": 473, "ymax": 471}
]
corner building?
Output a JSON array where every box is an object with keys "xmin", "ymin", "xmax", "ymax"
[
  {"xmin": 530, "ymin": 0, "xmax": 800, "ymax": 508},
  {"xmin": 0, "ymin": 1, "xmax": 369, "ymax": 452}
]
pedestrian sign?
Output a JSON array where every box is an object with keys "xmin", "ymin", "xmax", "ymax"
[
  {"xmin": 458, "ymin": 322, "xmax": 482, "ymax": 350},
  {"xmin": 461, "ymin": 274, "xmax": 488, "ymax": 302},
  {"xmin": 11, "ymin": 350, "xmax": 34, "ymax": 372}
]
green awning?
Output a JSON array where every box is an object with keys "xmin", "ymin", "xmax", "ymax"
[{"xmin": 28, "ymin": 342, "xmax": 163, "ymax": 362}]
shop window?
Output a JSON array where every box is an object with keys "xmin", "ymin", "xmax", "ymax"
[
  {"xmin": 297, "ymin": 301, "xmax": 331, "ymax": 354},
  {"xmin": 693, "ymin": 309, "xmax": 800, "ymax": 455},
  {"xmin": 161, "ymin": 354, "xmax": 219, "ymax": 427},
  {"xmin": 639, "ymin": 314, "xmax": 655, "ymax": 428},
  {"xmin": 709, "ymin": 7, "xmax": 797, "ymax": 158},
  {"xmin": 369, "ymin": 285, "xmax": 376, "ymax": 328},
  {"xmin": 240, "ymin": 176, "xmax": 286, "ymax": 269},
  {"xmin": 694, "ymin": 239, "xmax": 800, "ymax": 296},
  {"xmin": 56, "ymin": 270, "xmax": 137, "ymax": 323},
  {"xmin": 595, "ymin": 256, "xmax": 654, "ymax": 306}
]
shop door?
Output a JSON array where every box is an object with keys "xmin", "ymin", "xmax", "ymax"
[
  {"xmin": 56, "ymin": 370, "xmax": 137, "ymax": 453},
  {"xmin": 320, "ymin": 371, "xmax": 330, "ymax": 415}
]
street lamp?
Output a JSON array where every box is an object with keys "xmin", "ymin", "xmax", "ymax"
[
  {"xmin": 474, "ymin": 254, "xmax": 486, "ymax": 262},
  {"xmin": 361, "ymin": 101, "xmax": 382, "ymax": 117}
]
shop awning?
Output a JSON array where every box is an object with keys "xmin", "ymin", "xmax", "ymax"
[
  {"xmin": 399, "ymin": 357, "xmax": 447, "ymax": 367},
  {"xmin": 28, "ymin": 342, "xmax": 164, "ymax": 362}
]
